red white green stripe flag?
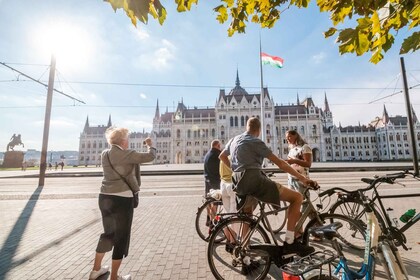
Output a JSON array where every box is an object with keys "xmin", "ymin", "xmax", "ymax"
[{"xmin": 261, "ymin": 52, "xmax": 284, "ymax": 68}]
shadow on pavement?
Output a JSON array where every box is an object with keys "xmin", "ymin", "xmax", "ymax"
[
  {"xmin": 403, "ymin": 257, "xmax": 420, "ymax": 279},
  {"xmin": 9, "ymin": 218, "xmax": 101, "ymax": 269},
  {"xmin": 0, "ymin": 185, "xmax": 43, "ymax": 280}
]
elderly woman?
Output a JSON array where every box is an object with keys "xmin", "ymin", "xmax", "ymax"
[{"xmin": 89, "ymin": 127, "xmax": 156, "ymax": 280}]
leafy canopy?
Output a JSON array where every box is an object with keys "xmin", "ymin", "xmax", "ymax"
[{"xmin": 105, "ymin": 0, "xmax": 420, "ymax": 64}]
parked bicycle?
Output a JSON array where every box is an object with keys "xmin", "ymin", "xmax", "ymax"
[
  {"xmin": 319, "ymin": 172, "xmax": 420, "ymax": 279},
  {"xmin": 327, "ymin": 170, "xmax": 420, "ymax": 249},
  {"xmin": 207, "ymin": 185, "xmax": 366, "ymax": 279}
]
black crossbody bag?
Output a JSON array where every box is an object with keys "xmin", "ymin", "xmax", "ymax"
[{"xmin": 105, "ymin": 152, "xmax": 139, "ymax": 208}]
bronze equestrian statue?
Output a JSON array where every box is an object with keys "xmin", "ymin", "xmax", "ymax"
[{"xmin": 7, "ymin": 134, "xmax": 24, "ymax": 151}]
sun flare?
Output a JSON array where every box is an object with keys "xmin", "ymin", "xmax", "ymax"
[{"xmin": 31, "ymin": 21, "xmax": 94, "ymax": 73}]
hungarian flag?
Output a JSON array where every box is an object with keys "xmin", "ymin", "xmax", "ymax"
[{"xmin": 261, "ymin": 52, "xmax": 284, "ymax": 68}]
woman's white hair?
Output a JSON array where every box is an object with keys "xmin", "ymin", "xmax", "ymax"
[{"xmin": 105, "ymin": 127, "xmax": 129, "ymax": 145}]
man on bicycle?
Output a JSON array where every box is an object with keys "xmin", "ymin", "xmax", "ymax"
[{"xmin": 219, "ymin": 117, "xmax": 316, "ymax": 256}]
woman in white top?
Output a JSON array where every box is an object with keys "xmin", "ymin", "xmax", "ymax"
[{"xmin": 285, "ymin": 130, "xmax": 314, "ymax": 236}]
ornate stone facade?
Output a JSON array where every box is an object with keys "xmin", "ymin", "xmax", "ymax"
[{"xmin": 79, "ymin": 73, "xmax": 420, "ymax": 165}]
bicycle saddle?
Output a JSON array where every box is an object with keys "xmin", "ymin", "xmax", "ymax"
[{"xmin": 308, "ymin": 222, "xmax": 343, "ymax": 240}]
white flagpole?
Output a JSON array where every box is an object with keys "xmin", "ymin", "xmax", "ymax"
[{"xmin": 259, "ymin": 32, "xmax": 265, "ymax": 143}]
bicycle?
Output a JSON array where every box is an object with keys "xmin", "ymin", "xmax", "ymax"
[
  {"xmin": 320, "ymin": 175, "xmax": 420, "ymax": 279},
  {"xmin": 207, "ymin": 185, "xmax": 366, "ymax": 279},
  {"xmin": 195, "ymin": 186, "xmax": 288, "ymax": 242},
  {"xmin": 327, "ymin": 170, "xmax": 420, "ymax": 249}
]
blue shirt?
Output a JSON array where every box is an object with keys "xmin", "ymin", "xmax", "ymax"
[{"xmin": 223, "ymin": 132, "xmax": 272, "ymax": 172}]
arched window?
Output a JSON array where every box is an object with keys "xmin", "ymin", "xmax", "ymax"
[
  {"xmin": 211, "ymin": 129, "xmax": 216, "ymax": 137},
  {"xmin": 312, "ymin": 125, "xmax": 317, "ymax": 135},
  {"xmin": 230, "ymin": 116, "xmax": 234, "ymax": 127},
  {"xmin": 176, "ymin": 129, "xmax": 181, "ymax": 138},
  {"xmin": 241, "ymin": 116, "xmax": 245, "ymax": 126},
  {"xmin": 266, "ymin": 124, "xmax": 271, "ymax": 136},
  {"xmin": 220, "ymin": 126, "xmax": 225, "ymax": 137},
  {"xmin": 234, "ymin": 116, "xmax": 238, "ymax": 127},
  {"xmin": 187, "ymin": 129, "xmax": 191, "ymax": 138}
]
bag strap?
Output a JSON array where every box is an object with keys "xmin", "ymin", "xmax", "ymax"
[{"xmin": 105, "ymin": 151, "xmax": 136, "ymax": 195}]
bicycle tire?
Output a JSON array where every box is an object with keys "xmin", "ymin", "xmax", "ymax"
[
  {"xmin": 207, "ymin": 216, "xmax": 272, "ymax": 280},
  {"xmin": 302, "ymin": 213, "xmax": 366, "ymax": 270},
  {"xmin": 329, "ymin": 198, "xmax": 385, "ymax": 230},
  {"xmin": 263, "ymin": 201, "xmax": 288, "ymax": 234},
  {"xmin": 195, "ymin": 198, "xmax": 224, "ymax": 242}
]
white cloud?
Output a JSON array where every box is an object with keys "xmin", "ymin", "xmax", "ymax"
[
  {"xmin": 133, "ymin": 38, "xmax": 176, "ymax": 71},
  {"xmin": 130, "ymin": 25, "xmax": 150, "ymax": 41},
  {"xmin": 139, "ymin": 93, "xmax": 147, "ymax": 99},
  {"xmin": 312, "ymin": 52, "xmax": 326, "ymax": 64}
]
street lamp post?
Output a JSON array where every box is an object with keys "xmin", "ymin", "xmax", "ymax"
[{"xmin": 38, "ymin": 55, "xmax": 56, "ymax": 187}]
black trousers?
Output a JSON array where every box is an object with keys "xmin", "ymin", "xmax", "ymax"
[{"xmin": 95, "ymin": 194, "xmax": 134, "ymax": 259}]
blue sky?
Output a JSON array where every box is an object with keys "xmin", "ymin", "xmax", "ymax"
[{"xmin": 0, "ymin": 0, "xmax": 419, "ymax": 151}]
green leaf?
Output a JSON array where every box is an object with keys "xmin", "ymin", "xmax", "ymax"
[
  {"xmin": 355, "ymin": 32, "xmax": 369, "ymax": 55},
  {"xmin": 370, "ymin": 48, "xmax": 384, "ymax": 64},
  {"xmin": 400, "ymin": 31, "xmax": 420, "ymax": 54},
  {"xmin": 324, "ymin": 27, "xmax": 337, "ymax": 38},
  {"xmin": 215, "ymin": 5, "xmax": 229, "ymax": 23}
]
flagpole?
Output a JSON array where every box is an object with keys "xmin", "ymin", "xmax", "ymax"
[{"xmin": 259, "ymin": 32, "xmax": 265, "ymax": 143}]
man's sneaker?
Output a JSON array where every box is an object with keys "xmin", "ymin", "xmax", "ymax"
[
  {"xmin": 89, "ymin": 265, "xmax": 109, "ymax": 280},
  {"xmin": 283, "ymin": 241, "xmax": 315, "ymax": 257},
  {"xmin": 241, "ymin": 260, "xmax": 260, "ymax": 275},
  {"xmin": 117, "ymin": 275, "xmax": 131, "ymax": 280}
]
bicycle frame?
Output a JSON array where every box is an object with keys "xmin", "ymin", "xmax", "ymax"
[
  {"xmin": 333, "ymin": 207, "xmax": 379, "ymax": 280},
  {"xmin": 324, "ymin": 177, "xmax": 414, "ymax": 280}
]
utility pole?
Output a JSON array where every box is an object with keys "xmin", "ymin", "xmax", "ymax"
[
  {"xmin": 400, "ymin": 57, "xmax": 419, "ymax": 175},
  {"xmin": 38, "ymin": 55, "xmax": 56, "ymax": 187}
]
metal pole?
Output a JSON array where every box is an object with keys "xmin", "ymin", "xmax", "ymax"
[
  {"xmin": 259, "ymin": 33, "xmax": 265, "ymax": 142},
  {"xmin": 38, "ymin": 55, "xmax": 56, "ymax": 187},
  {"xmin": 400, "ymin": 57, "xmax": 419, "ymax": 175}
]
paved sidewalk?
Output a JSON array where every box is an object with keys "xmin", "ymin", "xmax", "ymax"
[{"xmin": 0, "ymin": 171, "xmax": 419, "ymax": 280}]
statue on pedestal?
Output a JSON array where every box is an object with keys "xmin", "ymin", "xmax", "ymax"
[
  {"xmin": 2, "ymin": 134, "xmax": 25, "ymax": 168},
  {"xmin": 6, "ymin": 134, "xmax": 24, "ymax": 151}
]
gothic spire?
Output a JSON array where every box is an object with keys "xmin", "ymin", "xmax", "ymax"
[
  {"xmin": 296, "ymin": 93, "xmax": 300, "ymax": 105},
  {"xmin": 324, "ymin": 92, "xmax": 330, "ymax": 112},
  {"xmin": 412, "ymin": 104, "xmax": 418, "ymax": 123},
  {"xmin": 107, "ymin": 114, "xmax": 112, "ymax": 127},
  {"xmin": 382, "ymin": 104, "xmax": 389, "ymax": 124},
  {"xmin": 84, "ymin": 115, "xmax": 89, "ymax": 131},
  {"xmin": 154, "ymin": 99, "xmax": 160, "ymax": 119},
  {"xmin": 235, "ymin": 68, "xmax": 240, "ymax": 86}
]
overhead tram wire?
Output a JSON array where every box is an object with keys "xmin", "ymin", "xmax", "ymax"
[
  {"xmin": 1, "ymin": 78, "xmax": 416, "ymax": 91},
  {"xmin": 0, "ymin": 62, "xmax": 85, "ymax": 104}
]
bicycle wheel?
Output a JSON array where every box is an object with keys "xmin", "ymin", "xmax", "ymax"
[
  {"xmin": 195, "ymin": 198, "xmax": 224, "ymax": 241},
  {"xmin": 264, "ymin": 201, "xmax": 288, "ymax": 234},
  {"xmin": 207, "ymin": 216, "xmax": 272, "ymax": 280},
  {"xmin": 302, "ymin": 213, "xmax": 366, "ymax": 270},
  {"xmin": 330, "ymin": 198, "xmax": 366, "ymax": 220}
]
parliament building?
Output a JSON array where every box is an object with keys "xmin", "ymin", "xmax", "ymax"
[{"xmin": 79, "ymin": 72, "xmax": 420, "ymax": 165}]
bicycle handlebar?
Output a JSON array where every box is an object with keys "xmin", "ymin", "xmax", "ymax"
[{"xmin": 319, "ymin": 170, "xmax": 416, "ymax": 198}]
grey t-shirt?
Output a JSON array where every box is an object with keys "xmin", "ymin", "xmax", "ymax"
[
  {"xmin": 223, "ymin": 132, "xmax": 280, "ymax": 205},
  {"xmin": 224, "ymin": 132, "xmax": 272, "ymax": 172}
]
